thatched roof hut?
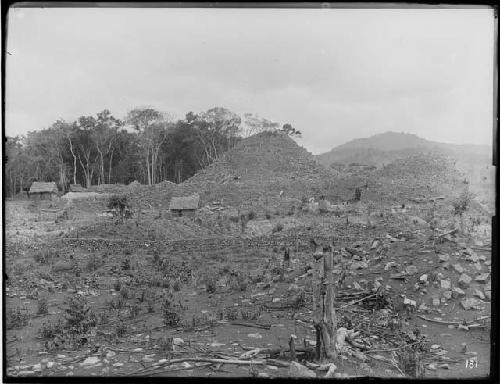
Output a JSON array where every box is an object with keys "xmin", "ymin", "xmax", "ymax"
[
  {"xmin": 69, "ymin": 183, "xmax": 86, "ymax": 192},
  {"xmin": 29, "ymin": 182, "xmax": 58, "ymax": 199},
  {"xmin": 169, "ymin": 194, "xmax": 200, "ymax": 216},
  {"xmin": 169, "ymin": 194, "xmax": 200, "ymax": 210}
]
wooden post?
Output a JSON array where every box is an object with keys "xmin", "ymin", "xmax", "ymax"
[{"xmin": 289, "ymin": 336, "xmax": 296, "ymax": 361}]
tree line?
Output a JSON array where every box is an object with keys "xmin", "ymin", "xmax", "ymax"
[{"xmin": 4, "ymin": 107, "xmax": 301, "ymax": 197}]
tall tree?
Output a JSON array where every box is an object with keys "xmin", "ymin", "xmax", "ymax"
[
  {"xmin": 126, "ymin": 107, "xmax": 173, "ymax": 185},
  {"xmin": 74, "ymin": 116, "xmax": 99, "ymax": 188},
  {"xmin": 241, "ymin": 113, "xmax": 280, "ymax": 137},
  {"xmin": 92, "ymin": 110, "xmax": 123, "ymax": 184},
  {"xmin": 190, "ymin": 107, "xmax": 242, "ymax": 167}
]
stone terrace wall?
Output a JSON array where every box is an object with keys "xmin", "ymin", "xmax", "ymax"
[{"xmin": 60, "ymin": 233, "xmax": 360, "ymax": 254}]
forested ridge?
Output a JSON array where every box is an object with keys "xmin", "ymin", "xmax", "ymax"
[{"xmin": 4, "ymin": 107, "xmax": 301, "ymax": 197}]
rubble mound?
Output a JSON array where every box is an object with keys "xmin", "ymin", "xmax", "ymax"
[{"xmin": 174, "ymin": 131, "xmax": 336, "ymax": 211}]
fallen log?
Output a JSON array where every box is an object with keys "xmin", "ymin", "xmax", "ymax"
[
  {"xmin": 240, "ymin": 346, "xmax": 315, "ymax": 359},
  {"xmin": 230, "ymin": 321, "xmax": 272, "ymax": 330},
  {"xmin": 340, "ymin": 293, "xmax": 378, "ymax": 309},
  {"xmin": 417, "ymin": 314, "xmax": 490, "ymax": 326},
  {"xmin": 435, "ymin": 229, "xmax": 458, "ymax": 239}
]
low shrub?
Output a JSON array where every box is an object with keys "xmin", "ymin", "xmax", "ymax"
[
  {"xmin": 172, "ymin": 279, "xmax": 181, "ymax": 292},
  {"xmin": 33, "ymin": 249, "xmax": 57, "ymax": 264},
  {"xmin": 115, "ymin": 322, "xmax": 128, "ymax": 338},
  {"xmin": 241, "ymin": 306, "xmax": 262, "ymax": 321},
  {"xmin": 120, "ymin": 285, "xmax": 131, "ymax": 300},
  {"xmin": 161, "ymin": 293, "xmax": 182, "ymax": 328},
  {"xmin": 52, "ymin": 261, "xmax": 73, "ymax": 273},
  {"xmin": 128, "ymin": 303, "xmax": 140, "ymax": 319},
  {"xmin": 113, "ymin": 279, "xmax": 122, "ymax": 291},
  {"xmin": 64, "ymin": 295, "xmax": 97, "ymax": 335},
  {"xmin": 6, "ymin": 306, "xmax": 30, "ymax": 329},
  {"xmin": 247, "ymin": 211, "xmax": 256, "ymax": 221},
  {"xmin": 229, "ymin": 273, "xmax": 248, "ymax": 292},
  {"xmin": 37, "ymin": 296, "xmax": 49, "ymax": 315},
  {"xmin": 203, "ymin": 272, "xmax": 218, "ymax": 294},
  {"xmin": 85, "ymin": 254, "xmax": 102, "ymax": 273},
  {"xmin": 158, "ymin": 336, "xmax": 173, "ymax": 353},
  {"xmin": 121, "ymin": 258, "xmax": 131, "ymax": 271},
  {"xmin": 272, "ymin": 222, "xmax": 284, "ymax": 233},
  {"xmin": 221, "ymin": 306, "xmax": 239, "ymax": 321},
  {"xmin": 39, "ymin": 318, "xmax": 65, "ymax": 339},
  {"xmin": 105, "ymin": 296, "xmax": 127, "ymax": 311}
]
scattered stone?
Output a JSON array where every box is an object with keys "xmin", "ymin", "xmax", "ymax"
[
  {"xmin": 475, "ymin": 273, "xmax": 489, "ymax": 283},
  {"xmin": 452, "ymin": 287, "xmax": 466, "ymax": 298},
  {"xmin": 112, "ymin": 363, "xmax": 123, "ymax": 367},
  {"xmin": 460, "ymin": 298, "xmax": 481, "ymax": 310},
  {"xmin": 439, "ymin": 364, "xmax": 450, "ymax": 370},
  {"xmin": 248, "ymin": 333, "xmax": 263, "ymax": 339},
  {"xmin": 438, "ymin": 254, "xmax": 450, "ymax": 263},
  {"xmin": 473, "ymin": 289, "xmax": 485, "ymax": 300},
  {"xmin": 418, "ymin": 303, "xmax": 429, "ymax": 312},
  {"xmin": 440, "ymin": 280, "xmax": 451, "ymax": 289},
  {"xmin": 442, "ymin": 291, "xmax": 452, "ymax": 300},
  {"xmin": 419, "ymin": 274, "xmax": 428, "ymax": 283},
  {"xmin": 353, "ymin": 282, "xmax": 362, "ymax": 290},
  {"xmin": 258, "ymin": 373, "xmax": 270, "ymax": 378},
  {"xmin": 390, "ymin": 272, "xmax": 406, "ymax": 280},
  {"xmin": 288, "ymin": 362, "xmax": 316, "ymax": 378},
  {"xmin": 32, "ymin": 364, "xmax": 42, "ymax": 372},
  {"xmin": 452, "ymin": 264, "xmax": 464, "ymax": 274},
  {"xmin": 384, "ymin": 262, "xmax": 397, "ymax": 271},
  {"xmin": 406, "ymin": 265, "xmax": 418, "ymax": 276},
  {"xmin": 403, "ymin": 297, "xmax": 417, "ymax": 307},
  {"xmin": 427, "ymin": 363, "xmax": 437, "ymax": 371},
  {"xmin": 324, "ymin": 363, "xmax": 338, "ymax": 378},
  {"xmin": 18, "ymin": 371, "xmax": 35, "ymax": 376},
  {"xmin": 432, "ymin": 298, "xmax": 440, "ymax": 307},
  {"xmin": 484, "ymin": 287, "xmax": 491, "ymax": 301},
  {"xmin": 173, "ymin": 338, "xmax": 184, "ymax": 346},
  {"xmin": 350, "ymin": 261, "xmax": 368, "ymax": 270},
  {"xmin": 458, "ymin": 274, "xmax": 472, "ymax": 288},
  {"xmin": 466, "ymin": 253, "xmax": 480, "ymax": 263},
  {"xmin": 80, "ymin": 357, "xmax": 100, "ymax": 366},
  {"xmin": 46, "ymin": 362, "xmax": 55, "ymax": 369}
]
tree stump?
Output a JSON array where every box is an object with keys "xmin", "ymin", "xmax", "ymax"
[{"xmin": 312, "ymin": 249, "xmax": 337, "ymax": 361}]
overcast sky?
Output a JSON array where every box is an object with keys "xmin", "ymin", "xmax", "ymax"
[{"xmin": 5, "ymin": 6, "xmax": 495, "ymax": 154}]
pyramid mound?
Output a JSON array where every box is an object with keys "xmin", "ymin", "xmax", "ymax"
[{"xmin": 174, "ymin": 130, "xmax": 335, "ymax": 210}]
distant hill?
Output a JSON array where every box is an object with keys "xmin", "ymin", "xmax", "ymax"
[{"xmin": 316, "ymin": 131, "xmax": 492, "ymax": 171}]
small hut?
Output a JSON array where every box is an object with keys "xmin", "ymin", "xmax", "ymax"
[
  {"xmin": 69, "ymin": 184, "xmax": 86, "ymax": 192},
  {"xmin": 29, "ymin": 182, "xmax": 58, "ymax": 200},
  {"xmin": 169, "ymin": 194, "xmax": 200, "ymax": 217}
]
